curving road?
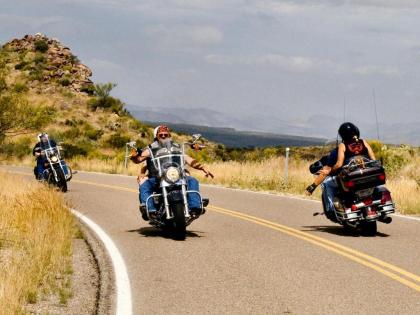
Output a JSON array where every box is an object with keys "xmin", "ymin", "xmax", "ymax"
[{"xmin": 4, "ymin": 166, "xmax": 420, "ymax": 314}]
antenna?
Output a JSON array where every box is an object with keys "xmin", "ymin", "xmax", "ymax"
[
  {"xmin": 372, "ymin": 89, "xmax": 380, "ymax": 140},
  {"xmin": 343, "ymin": 96, "xmax": 346, "ymax": 122}
]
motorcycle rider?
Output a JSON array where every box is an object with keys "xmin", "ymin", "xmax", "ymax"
[
  {"xmin": 32, "ymin": 133, "xmax": 57, "ymax": 180},
  {"xmin": 306, "ymin": 122, "xmax": 376, "ymax": 215},
  {"xmin": 131, "ymin": 125, "xmax": 214, "ymax": 218}
]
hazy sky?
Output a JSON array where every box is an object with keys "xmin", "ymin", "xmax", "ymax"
[{"xmin": 1, "ymin": 0, "xmax": 420, "ymax": 137}]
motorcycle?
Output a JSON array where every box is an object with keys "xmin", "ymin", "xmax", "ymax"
[
  {"xmin": 138, "ymin": 134, "xmax": 209, "ymax": 240},
  {"xmin": 310, "ymin": 155, "xmax": 395, "ymax": 236},
  {"xmin": 35, "ymin": 137, "xmax": 72, "ymax": 192}
]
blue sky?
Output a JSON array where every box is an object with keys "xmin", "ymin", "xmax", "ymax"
[{"xmin": 1, "ymin": 0, "xmax": 420, "ymax": 141}]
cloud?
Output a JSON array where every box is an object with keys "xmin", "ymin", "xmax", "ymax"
[
  {"xmin": 144, "ymin": 25, "xmax": 223, "ymax": 52},
  {"xmin": 205, "ymin": 54, "xmax": 338, "ymax": 73}
]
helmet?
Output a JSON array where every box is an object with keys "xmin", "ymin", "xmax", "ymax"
[
  {"xmin": 37, "ymin": 133, "xmax": 48, "ymax": 142},
  {"xmin": 155, "ymin": 125, "xmax": 171, "ymax": 138},
  {"xmin": 338, "ymin": 122, "xmax": 360, "ymax": 143}
]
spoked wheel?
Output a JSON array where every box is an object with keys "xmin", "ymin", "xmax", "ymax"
[
  {"xmin": 360, "ymin": 220, "xmax": 377, "ymax": 237},
  {"xmin": 171, "ymin": 203, "xmax": 186, "ymax": 240}
]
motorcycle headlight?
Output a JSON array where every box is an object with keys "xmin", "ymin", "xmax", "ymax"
[
  {"xmin": 165, "ymin": 167, "xmax": 180, "ymax": 183},
  {"xmin": 51, "ymin": 155, "xmax": 59, "ymax": 163}
]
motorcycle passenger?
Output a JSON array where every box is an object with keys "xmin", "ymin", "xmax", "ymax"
[
  {"xmin": 321, "ymin": 122, "xmax": 376, "ymax": 214},
  {"xmin": 131, "ymin": 125, "xmax": 214, "ymax": 216},
  {"xmin": 33, "ymin": 133, "xmax": 57, "ymax": 180}
]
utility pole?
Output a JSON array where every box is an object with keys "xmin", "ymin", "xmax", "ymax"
[{"xmin": 284, "ymin": 147, "xmax": 290, "ymax": 185}]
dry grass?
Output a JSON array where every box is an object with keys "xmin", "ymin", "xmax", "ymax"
[
  {"xmin": 2, "ymin": 152, "xmax": 419, "ymax": 215},
  {"xmin": 0, "ymin": 172, "xmax": 77, "ymax": 314}
]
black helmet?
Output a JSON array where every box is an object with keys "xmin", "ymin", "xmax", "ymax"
[{"xmin": 338, "ymin": 122, "xmax": 360, "ymax": 143}]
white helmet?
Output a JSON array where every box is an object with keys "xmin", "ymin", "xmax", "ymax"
[
  {"xmin": 37, "ymin": 133, "xmax": 48, "ymax": 142},
  {"xmin": 153, "ymin": 126, "xmax": 162, "ymax": 139}
]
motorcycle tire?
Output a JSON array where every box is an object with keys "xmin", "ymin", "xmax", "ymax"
[
  {"xmin": 51, "ymin": 167, "xmax": 67, "ymax": 192},
  {"xmin": 360, "ymin": 220, "xmax": 377, "ymax": 237},
  {"xmin": 171, "ymin": 203, "xmax": 186, "ymax": 240}
]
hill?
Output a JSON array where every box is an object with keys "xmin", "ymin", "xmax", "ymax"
[
  {"xmin": 0, "ymin": 34, "xmax": 189, "ymax": 161},
  {"xmin": 142, "ymin": 121, "xmax": 326, "ymax": 148}
]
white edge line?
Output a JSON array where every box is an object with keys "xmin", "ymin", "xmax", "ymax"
[
  {"xmin": 71, "ymin": 208, "xmax": 132, "ymax": 315},
  {"xmin": 5, "ymin": 165, "xmax": 420, "ymax": 222}
]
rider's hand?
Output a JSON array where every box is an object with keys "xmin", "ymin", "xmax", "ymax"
[
  {"xmin": 35, "ymin": 152, "xmax": 41, "ymax": 157},
  {"xmin": 137, "ymin": 175, "xmax": 148, "ymax": 184},
  {"xmin": 305, "ymin": 183, "xmax": 317, "ymax": 195},
  {"xmin": 204, "ymin": 169, "xmax": 214, "ymax": 179}
]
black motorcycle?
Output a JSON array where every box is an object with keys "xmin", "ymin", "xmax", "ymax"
[
  {"xmin": 139, "ymin": 135, "xmax": 209, "ymax": 240},
  {"xmin": 311, "ymin": 156, "xmax": 395, "ymax": 236},
  {"xmin": 35, "ymin": 138, "xmax": 72, "ymax": 192}
]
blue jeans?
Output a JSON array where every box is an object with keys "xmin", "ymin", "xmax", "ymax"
[
  {"xmin": 36, "ymin": 158, "xmax": 47, "ymax": 179},
  {"xmin": 321, "ymin": 176, "xmax": 337, "ymax": 213},
  {"xmin": 139, "ymin": 176, "xmax": 201, "ymax": 211}
]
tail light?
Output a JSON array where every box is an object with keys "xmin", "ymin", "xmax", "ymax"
[
  {"xmin": 364, "ymin": 197, "xmax": 373, "ymax": 205},
  {"xmin": 378, "ymin": 174, "xmax": 386, "ymax": 181},
  {"xmin": 344, "ymin": 180, "xmax": 355, "ymax": 188},
  {"xmin": 351, "ymin": 204, "xmax": 358, "ymax": 211},
  {"xmin": 381, "ymin": 191, "xmax": 392, "ymax": 205}
]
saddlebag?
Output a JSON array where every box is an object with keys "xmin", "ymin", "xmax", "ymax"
[{"xmin": 338, "ymin": 164, "xmax": 386, "ymax": 192}]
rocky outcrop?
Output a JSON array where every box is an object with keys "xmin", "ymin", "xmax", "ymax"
[{"xmin": 4, "ymin": 33, "xmax": 93, "ymax": 93}]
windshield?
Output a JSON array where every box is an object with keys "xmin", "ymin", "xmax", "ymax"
[{"xmin": 151, "ymin": 145, "xmax": 184, "ymax": 175}]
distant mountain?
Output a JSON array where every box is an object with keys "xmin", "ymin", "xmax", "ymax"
[
  {"xmin": 141, "ymin": 121, "xmax": 326, "ymax": 148},
  {"xmin": 128, "ymin": 105, "xmax": 420, "ymax": 146}
]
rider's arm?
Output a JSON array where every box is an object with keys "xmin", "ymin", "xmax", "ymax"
[
  {"xmin": 305, "ymin": 166, "xmax": 331, "ymax": 195},
  {"xmin": 130, "ymin": 148, "xmax": 150, "ymax": 164},
  {"xmin": 331, "ymin": 143, "xmax": 346, "ymax": 173},
  {"xmin": 33, "ymin": 143, "xmax": 41, "ymax": 157},
  {"xmin": 363, "ymin": 140, "xmax": 376, "ymax": 160},
  {"xmin": 137, "ymin": 164, "xmax": 148, "ymax": 184},
  {"xmin": 185, "ymin": 155, "xmax": 214, "ymax": 178}
]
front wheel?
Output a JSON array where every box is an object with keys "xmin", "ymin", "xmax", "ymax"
[
  {"xmin": 171, "ymin": 203, "xmax": 186, "ymax": 240},
  {"xmin": 49, "ymin": 167, "xmax": 67, "ymax": 192}
]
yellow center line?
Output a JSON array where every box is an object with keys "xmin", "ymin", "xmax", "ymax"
[{"xmin": 7, "ymin": 170, "xmax": 420, "ymax": 293}]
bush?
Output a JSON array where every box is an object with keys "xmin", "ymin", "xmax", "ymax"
[
  {"xmin": 0, "ymin": 75, "xmax": 7, "ymax": 92},
  {"xmin": 14, "ymin": 61, "xmax": 28, "ymax": 70},
  {"xmin": 34, "ymin": 40, "xmax": 48, "ymax": 53},
  {"xmin": 105, "ymin": 133, "xmax": 131, "ymax": 148},
  {"xmin": 59, "ymin": 77, "xmax": 71, "ymax": 86},
  {"xmin": 12, "ymin": 83, "xmax": 29, "ymax": 93},
  {"xmin": 61, "ymin": 143, "xmax": 88, "ymax": 158},
  {"xmin": 33, "ymin": 53, "xmax": 45, "ymax": 64}
]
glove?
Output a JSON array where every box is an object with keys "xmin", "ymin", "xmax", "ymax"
[{"xmin": 305, "ymin": 183, "xmax": 317, "ymax": 195}]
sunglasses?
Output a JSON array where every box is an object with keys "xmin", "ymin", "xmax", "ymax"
[{"xmin": 158, "ymin": 133, "xmax": 170, "ymax": 139}]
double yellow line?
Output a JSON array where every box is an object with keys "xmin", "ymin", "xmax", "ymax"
[
  {"xmin": 8, "ymin": 170, "xmax": 420, "ymax": 293},
  {"xmin": 209, "ymin": 205, "xmax": 420, "ymax": 293}
]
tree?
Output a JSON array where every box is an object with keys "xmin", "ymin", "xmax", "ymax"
[{"xmin": 0, "ymin": 94, "xmax": 56, "ymax": 143}]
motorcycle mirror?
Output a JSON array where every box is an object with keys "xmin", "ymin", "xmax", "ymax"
[
  {"xmin": 191, "ymin": 134, "xmax": 202, "ymax": 143},
  {"xmin": 191, "ymin": 143, "xmax": 205, "ymax": 151},
  {"xmin": 127, "ymin": 141, "xmax": 137, "ymax": 148}
]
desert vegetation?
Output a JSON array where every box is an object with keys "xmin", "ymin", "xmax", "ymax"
[{"xmin": 0, "ymin": 173, "xmax": 78, "ymax": 313}]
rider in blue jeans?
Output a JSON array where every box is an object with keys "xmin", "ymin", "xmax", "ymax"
[{"xmin": 131, "ymin": 125, "xmax": 214, "ymax": 218}]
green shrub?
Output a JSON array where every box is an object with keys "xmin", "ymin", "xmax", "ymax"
[
  {"xmin": 105, "ymin": 133, "xmax": 131, "ymax": 148},
  {"xmin": 60, "ymin": 77, "xmax": 71, "ymax": 86},
  {"xmin": 80, "ymin": 83, "xmax": 95, "ymax": 95},
  {"xmin": 84, "ymin": 126, "xmax": 103, "ymax": 141},
  {"xmin": 12, "ymin": 83, "xmax": 29, "ymax": 93},
  {"xmin": 0, "ymin": 137, "xmax": 32, "ymax": 158},
  {"xmin": 0, "ymin": 75, "xmax": 7, "ymax": 92},
  {"xmin": 14, "ymin": 61, "xmax": 28, "ymax": 70},
  {"xmin": 33, "ymin": 53, "xmax": 45, "ymax": 64},
  {"xmin": 34, "ymin": 40, "xmax": 48, "ymax": 53},
  {"xmin": 61, "ymin": 143, "xmax": 88, "ymax": 158}
]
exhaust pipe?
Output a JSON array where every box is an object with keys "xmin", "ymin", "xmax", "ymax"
[{"xmin": 378, "ymin": 216, "xmax": 392, "ymax": 224}]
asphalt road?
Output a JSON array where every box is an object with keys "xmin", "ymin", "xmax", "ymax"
[{"xmin": 4, "ymin": 166, "xmax": 420, "ymax": 315}]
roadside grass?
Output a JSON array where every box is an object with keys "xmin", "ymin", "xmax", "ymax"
[
  {"xmin": 2, "ymin": 148, "xmax": 419, "ymax": 215},
  {"xmin": 0, "ymin": 172, "xmax": 78, "ymax": 314}
]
